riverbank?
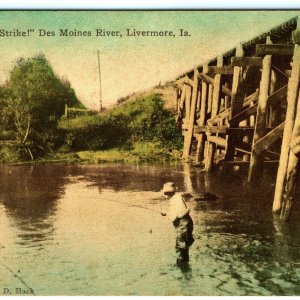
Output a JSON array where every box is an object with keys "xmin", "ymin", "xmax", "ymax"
[
  {"xmin": 1, "ymin": 142, "xmax": 182, "ymax": 165},
  {"xmin": 75, "ymin": 142, "xmax": 182, "ymax": 163}
]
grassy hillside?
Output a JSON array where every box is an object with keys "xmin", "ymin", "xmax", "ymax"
[
  {"xmin": 0, "ymin": 57, "xmax": 182, "ymax": 165},
  {"xmin": 57, "ymin": 93, "xmax": 182, "ymax": 163},
  {"xmin": 112, "ymin": 82, "xmax": 177, "ymax": 112}
]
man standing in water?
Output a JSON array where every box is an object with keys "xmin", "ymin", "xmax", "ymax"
[{"xmin": 161, "ymin": 182, "xmax": 194, "ymax": 265}]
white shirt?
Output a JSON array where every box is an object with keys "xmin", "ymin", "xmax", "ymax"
[{"xmin": 168, "ymin": 193, "xmax": 190, "ymax": 222}]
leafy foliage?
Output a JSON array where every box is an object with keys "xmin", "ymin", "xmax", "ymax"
[
  {"xmin": 0, "ymin": 54, "xmax": 81, "ymax": 160},
  {"xmin": 1, "ymin": 54, "xmax": 182, "ymax": 163},
  {"xmin": 59, "ymin": 113, "xmax": 130, "ymax": 150},
  {"xmin": 59, "ymin": 94, "xmax": 183, "ymax": 153}
]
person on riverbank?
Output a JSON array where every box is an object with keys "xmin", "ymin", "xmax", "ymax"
[{"xmin": 161, "ymin": 182, "xmax": 194, "ymax": 265}]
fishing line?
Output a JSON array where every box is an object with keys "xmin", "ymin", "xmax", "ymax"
[
  {"xmin": 103, "ymin": 195, "xmax": 164, "ymax": 215},
  {"xmin": 102, "ymin": 195, "xmax": 166, "ymax": 234},
  {"xmin": 128, "ymin": 202, "xmax": 163, "ymax": 214},
  {"xmin": 1, "ymin": 263, "xmax": 36, "ymax": 295}
]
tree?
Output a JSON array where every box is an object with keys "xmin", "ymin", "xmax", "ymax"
[
  {"xmin": 1, "ymin": 54, "xmax": 82, "ymax": 159},
  {"xmin": 2, "ymin": 97, "xmax": 32, "ymax": 158}
]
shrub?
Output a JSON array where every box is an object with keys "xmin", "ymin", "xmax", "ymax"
[{"xmin": 59, "ymin": 94, "xmax": 182, "ymax": 153}]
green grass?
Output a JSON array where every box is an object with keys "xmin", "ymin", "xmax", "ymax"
[
  {"xmin": 0, "ymin": 145, "xmax": 20, "ymax": 163},
  {"xmin": 0, "ymin": 142, "xmax": 183, "ymax": 164},
  {"xmin": 75, "ymin": 142, "xmax": 182, "ymax": 163},
  {"xmin": 76, "ymin": 149, "xmax": 138, "ymax": 163},
  {"xmin": 1, "ymin": 93, "xmax": 183, "ymax": 164}
]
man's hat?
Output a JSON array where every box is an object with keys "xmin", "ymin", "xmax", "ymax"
[{"xmin": 162, "ymin": 182, "xmax": 175, "ymax": 193}]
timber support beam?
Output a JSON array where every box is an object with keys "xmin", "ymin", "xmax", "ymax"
[{"xmin": 174, "ymin": 16, "xmax": 300, "ymax": 222}]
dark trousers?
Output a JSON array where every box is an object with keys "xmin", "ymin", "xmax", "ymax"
[{"xmin": 173, "ymin": 214, "xmax": 194, "ymax": 263}]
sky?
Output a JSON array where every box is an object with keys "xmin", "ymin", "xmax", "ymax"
[{"xmin": 0, "ymin": 11, "xmax": 298, "ymax": 110}]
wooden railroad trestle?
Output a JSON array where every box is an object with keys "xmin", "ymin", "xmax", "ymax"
[{"xmin": 174, "ymin": 16, "xmax": 300, "ymax": 222}]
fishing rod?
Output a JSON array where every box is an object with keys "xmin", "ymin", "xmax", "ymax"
[
  {"xmin": 102, "ymin": 194, "xmax": 166, "ymax": 214},
  {"xmin": 127, "ymin": 202, "xmax": 164, "ymax": 215}
]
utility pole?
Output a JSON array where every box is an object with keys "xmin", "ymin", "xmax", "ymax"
[{"xmin": 97, "ymin": 50, "xmax": 103, "ymax": 112}]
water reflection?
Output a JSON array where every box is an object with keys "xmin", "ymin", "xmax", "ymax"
[
  {"xmin": 66, "ymin": 163, "xmax": 186, "ymax": 192},
  {"xmin": 183, "ymin": 163, "xmax": 194, "ymax": 193},
  {"xmin": 0, "ymin": 163, "xmax": 299, "ymax": 295},
  {"xmin": 177, "ymin": 261, "xmax": 192, "ymax": 279},
  {"xmin": 0, "ymin": 164, "xmax": 67, "ymax": 246}
]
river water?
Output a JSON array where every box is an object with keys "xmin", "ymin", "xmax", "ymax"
[{"xmin": 0, "ymin": 163, "xmax": 300, "ymax": 296}]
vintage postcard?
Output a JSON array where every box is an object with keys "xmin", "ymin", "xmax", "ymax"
[{"xmin": 1, "ymin": 10, "xmax": 300, "ymax": 296}]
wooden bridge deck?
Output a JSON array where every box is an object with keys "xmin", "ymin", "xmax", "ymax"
[{"xmin": 173, "ymin": 16, "xmax": 300, "ymax": 222}]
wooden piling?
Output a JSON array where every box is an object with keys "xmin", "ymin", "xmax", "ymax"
[
  {"xmin": 171, "ymin": 16, "xmax": 300, "ymax": 221},
  {"xmin": 278, "ymin": 20, "xmax": 300, "ymax": 219},
  {"xmin": 280, "ymin": 110, "xmax": 300, "ymax": 221},
  {"xmin": 248, "ymin": 36, "xmax": 272, "ymax": 183},
  {"xmin": 184, "ymin": 84, "xmax": 192, "ymax": 130},
  {"xmin": 196, "ymin": 84, "xmax": 201, "ymax": 112},
  {"xmin": 273, "ymin": 45, "xmax": 300, "ymax": 213},
  {"xmin": 179, "ymin": 85, "xmax": 186, "ymax": 114},
  {"xmin": 205, "ymin": 56, "xmax": 223, "ymax": 172},
  {"xmin": 182, "ymin": 69, "xmax": 199, "ymax": 160},
  {"xmin": 267, "ymin": 70, "xmax": 280, "ymax": 128},
  {"xmin": 175, "ymin": 87, "xmax": 180, "ymax": 114},
  {"xmin": 207, "ymin": 84, "xmax": 213, "ymax": 115},
  {"xmin": 196, "ymin": 65, "xmax": 208, "ymax": 163},
  {"xmin": 224, "ymin": 82, "xmax": 230, "ymax": 111},
  {"xmin": 225, "ymin": 44, "xmax": 244, "ymax": 161}
]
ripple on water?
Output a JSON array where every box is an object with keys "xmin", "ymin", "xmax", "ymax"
[{"xmin": 1, "ymin": 163, "xmax": 300, "ymax": 295}]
